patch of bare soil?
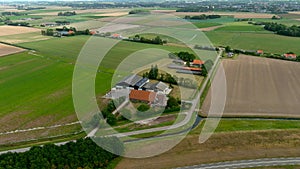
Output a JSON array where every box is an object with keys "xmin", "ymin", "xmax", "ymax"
[
  {"xmin": 0, "ymin": 43, "xmax": 26, "ymax": 57},
  {"xmin": 200, "ymin": 25, "xmax": 225, "ymax": 31},
  {"xmin": 202, "ymin": 55, "xmax": 300, "ymax": 118},
  {"xmin": 0, "ymin": 26, "xmax": 40, "ymax": 36}
]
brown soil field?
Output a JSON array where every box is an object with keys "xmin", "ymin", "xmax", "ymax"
[
  {"xmin": 0, "ymin": 26, "xmax": 40, "ymax": 36},
  {"xmin": 116, "ymin": 129, "xmax": 300, "ymax": 169},
  {"xmin": 174, "ymin": 12, "xmax": 275, "ymax": 18},
  {"xmin": 200, "ymin": 25, "xmax": 225, "ymax": 31},
  {"xmin": 0, "ymin": 43, "xmax": 26, "ymax": 57},
  {"xmin": 202, "ymin": 55, "xmax": 300, "ymax": 118}
]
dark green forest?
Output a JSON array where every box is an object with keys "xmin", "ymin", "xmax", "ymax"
[{"xmin": 0, "ymin": 137, "xmax": 123, "ymax": 169}]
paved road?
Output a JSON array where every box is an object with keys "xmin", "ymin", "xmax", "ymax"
[{"xmin": 176, "ymin": 157, "xmax": 300, "ymax": 169}]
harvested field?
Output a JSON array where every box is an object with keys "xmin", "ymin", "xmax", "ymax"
[
  {"xmin": 174, "ymin": 12, "xmax": 275, "ymax": 18},
  {"xmin": 0, "ymin": 26, "xmax": 40, "ymax": 36},
  {"xmin": 289, "ymin": 11, "xmax": 300, "ymax": 15},
  {"xmin": 95, "ymin": 12, "xmax": 128, "ymax": 17},
  {"xmin": 116, "ymin": 129, "xmax": 300, "ymax": 169},
  {"xmin": 200, "ymin": 25, "xmax": 225, "ymax": 31},
  {"xmin": 202, "ymin": 55, "xmax": 300, "ymax": 118},
  {"xmin": 0, "ymin": 32, "xmax": 51, "ymax": 44},
  {"xmin": 0, "ymin": 43, "xmax": 26, "ymax": 57}
]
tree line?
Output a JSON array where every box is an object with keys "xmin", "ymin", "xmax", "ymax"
[
  {"xmin": 184, "ymin": 14, "xmax": 221, "ymax": 20},
  {"xmin": 249, "ymin": 22, "xmax": 300, "ymax": 37},
  {"xmin": 1, "ymin": 12, "xmax": 26, "ymax": 16},
  {"xmin": 143, "ymin": 65, "xmax": 198, "ymax": 89},
  {"xmin": 128, "ymin": 9, "xmax": 150, "ymax": 15},
  {"xmin": 176, "ymin": 7, "xmax": 211, "ymax": 12},
  {"xmin": 42, "ymin": 27, "xmax": 91, "ymax": 37},
  {"xmin": 0, "ymin": 137, "xmax": 123, "ymax": 169},
  {"xmin": 264, "ymin": 22, "xmax": 300, "ymax": 37},
  {"xmin": 58, "ymin": 11, "xmax": 76, "ymax": 16},
  {"xmin": 127, "ymin": 35, "xmax": 167, "ymax": 45}
]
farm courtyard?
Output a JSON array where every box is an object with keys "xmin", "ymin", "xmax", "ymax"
[{"xmin": 202, "ymin": 55, "xmax": 300, "ymax": 118}]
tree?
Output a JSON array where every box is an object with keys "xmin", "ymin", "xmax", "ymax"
[
  {"xmin": 137, "ymin": 104, "xmax": 150, "ymax": 112},
  {"xmin": 148, "ymin": 65, "xmax": 158, "ymax": 79},
  {"xmin": 106, "ymin": 113, "xmax": 117, "ymax": 125},
  {"xmin": 225, "ymin": 46, "xmax": 231, "ymax": 53},
  {"xmin": 167, "ymin": 96, "xmax": 180, "ymax": 109},
  {"xmin": 202, "ymin": 65, "xmax": 208, "ymax": 77}
]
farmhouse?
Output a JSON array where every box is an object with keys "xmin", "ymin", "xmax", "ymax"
[
  {"xmin": 257, "ymin": 50, "xmax": 264, "ymax": 55},
  {"xmin": 129, "ymin": 90, "xmax": 168, "ymax": 106},
  {"xmin": 116, "ymin": 74, "xmax": 143, "ymax": 89},
  {"xmin": 142, "ymin": 81, "xmax": 171, "ymax": 94},
  {"xmin": 192, "ymin": 59, "xmax": 205, "ymax": 67},
  {"xmin": 110, "ymin": 74, "xmax": 171, "ymax": 106},
  {"xmin": 129, "ymin": 90, "xmax": 156, "ymax": 104},
  {"xmin": 41, "ymin": 22, "xmax": 57, "ymax": 27},
  {"xmin": 283, "ymin": 53, "xmax": 297, "ymax": 59}
]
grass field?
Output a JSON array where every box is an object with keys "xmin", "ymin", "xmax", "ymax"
[
  {"xmin": 209, "ymin": 119, "xmax": 300, "ymax": 132},
  {"xmin": 116, "ymin": 125, "xmax": 300, "ymax": 169},
  {"xmin": 202, "ymin": 55, "xmax": 300, "ymax": 118},
  {"xmin": 192, "ymin": 22, "xmax": 222, "ymax": 28},
  {"xmin": 0, "ymin": 35, "xmax": 205, "ymax": 143},
  {"xmin": 214, "ymin": 22, "xmax": 266, "ymax": 32},
  {"xmin": 206, "ymin": 31, "xmax": 300, "ymax": 54}
]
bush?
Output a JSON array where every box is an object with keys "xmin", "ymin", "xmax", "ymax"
[{"xmin": 137, "ymin": 104, "xmax": 150, "ymax": 112}]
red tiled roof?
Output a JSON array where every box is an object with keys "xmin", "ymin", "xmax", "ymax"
[
  {"xmin": 257, "ymin": 50, "xmax": 264, "ymax": 54},
  {"xmin": 284, "ymin": 53, "xmax": 297, "ymax": 58},
  {"xmin": 193, "ymin": 59, "xmax": 205, "ymax": 65},
  {"xmin": 112, "ymin": 33, "xmax": 120, "ymax": 37},
  {"xmin": 129, "ymin": 90, "xmax": 156, "ymax": 103}
]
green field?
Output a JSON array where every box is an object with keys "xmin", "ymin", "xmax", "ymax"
[
  {"xmin": 214, "ymin": 22, "xmax": 266, "ymax": 32},
  {"xmin": 206, "ymin": 31, "xmax": 300, "ymax": 54},
  {"xmin": 0, "ymin": 35, "xmax": 199, "ymax": 137},
  {"xmin": 192, "ymin": 22, "xmax": 222, "ymax": 28},
  {"xmin": 192, "ymin": 119, "xmax": 300, "ymax": 135}
]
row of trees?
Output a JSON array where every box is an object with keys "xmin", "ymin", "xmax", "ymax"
[
  {"xmin": 58, "ymin": 11, "xmax": 77, "ymax": 16},
  {"xmin": 42, "ymin": 27, "xmax": 91, "ymax": 36},
  {"xmin": 0, "ymin": 137, "xmax": 123, "ymax": 169},
  {"xmin": 184, "ymin": 14, "xmax": 221, "ymax": 20},
  {"xmin": 1, "ymin": 12, "xmax": 26, "ymax": 16},
  {"xmin": 176, "ymin": 7, "xmax": 211, "ymax": 12},
  {"xmin": 264, "ymin": 22, "xmax": 300, "ymax": 37},
  {"xmin": 224, "ymin": 45, "xmax": 300, "ymax": 62},
  {"xmin": 172, "ymin": 52, "xmax": 196, "ymax": 62},
  {"xmin": 6, "ymin": 21, "xmax": 30, "ymax": 27},
  {"xmin": 128, "ymin": 9, "xmax": 150, "ymax": 15},
  {"xmin": 143, "ymin": 65, "xmax": 198, "ymax": 89},
  {"xmin": 128, "ymin": 35, "xmax": 167, "ymax": 45}
]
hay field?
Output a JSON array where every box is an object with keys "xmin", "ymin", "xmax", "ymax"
[
  {"xmin": 0, "ymin": 26, "xmax": 40, "ymax": 36},
  {"xmin": 95, "ymin": 12, "xmax": 128, "ymax": 17},
  {"xmin": 0, "ymin": 43, "xmax": 26, "ymax": 57},
  {"xmin": 202, "ymin": 55, "xmax": 300, "ymax": 118},
  {"xmin": 0, "ymin": 32, "xmax": 51, "ymax": 44}
]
